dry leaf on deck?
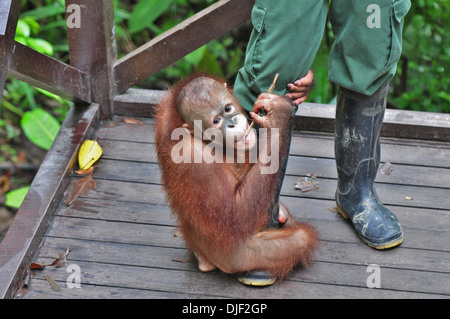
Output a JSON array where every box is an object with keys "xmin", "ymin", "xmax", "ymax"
[
  {"xmin": 295, "ymin": 174, "xmax": 319, "ymax": 192},
  {"xmin": 43, "ymin": 275, "xmax": 59, "ymax": 292},
  {"xmin": 0, "ymin": 174, "xmax": 10, "ymax": 196},
  {"xmin": 172, "ymin": 257, "xmax": 189, "ymax": 263},
  {"xmin": 380, "ymin": 161, "xmax": 394, "ymax": 175},
  {"xmin": 78, "ymin": 139, "xmax": 102, "ymax": 170},
  {"xmin": 49, "ymin": 248, "xmax": 71, "ymax": 268},
  {"xmin": 173, "ymin": 228, "xmax": 183, "ymax": 238},
  {"xmin": 123, "ymin": 118, "xmax": 143, "ymax": 125},
  {"xmin": 30, "ymin": 262, "xmax": 46, "ymax": 270},
  {"xmin": 102, "ymin": 122, "xmax": 118, "ymax": 128},
  {"xmin": 64, "ymin": 172, "xmax": 96, "ymax": 206},
  {"xmin": 75, "ymin": 166, "xmax": 94, "ymax": 175}
]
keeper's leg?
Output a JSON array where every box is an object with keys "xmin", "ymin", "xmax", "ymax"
[
  {"xmin": 329, "ymin": 0, "xmax": 411, "ymax": 249},
  {"xmin": 234, "ymin": 0, "xmax": 329, "ymax": 111}
]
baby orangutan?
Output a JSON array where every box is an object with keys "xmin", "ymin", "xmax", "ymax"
[{"xmin": 155, "ymin": 74, "xmax": 318, "ymax": 283}]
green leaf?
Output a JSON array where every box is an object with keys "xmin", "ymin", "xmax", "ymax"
[
  {"xmin": 21, "ymin": 109, "xmax": 61, "ymax": 150},
  {"xmin": 20, "ymin": 5, "xmax": 66, "ymax": 20},
  {"xmin": 5, "ymin": 186, "xmax": 30, "ymax": 209},
  {"xmin": 15, "ymin": 20, "xmax": 30, "ymax": 37},
  {"xmin": 197, "ymin": 49, "xmax": 224, "ymax": 77},
  {"xmin": 26, "ymin": 38, "xmax": 54, "ymax": 56},
  {"xmin": 22, "ymin": 16, "xmax": 40, "ymax": 35},
  {"xmin": 184, "ymin": 45, "xmax": 207, "ymax": 66},
  {"xmin": 129, "ymin": 0, "xmax": 174, "ymax": 34}
]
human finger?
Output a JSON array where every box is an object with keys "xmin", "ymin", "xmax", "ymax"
[{"xmin": 294, "ymin": 69, "xmax": 314, "ymax": 87}]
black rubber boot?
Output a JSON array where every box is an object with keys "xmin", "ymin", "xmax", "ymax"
[
  {"xmin": 335, "ymin": 85, "xmax": 403, "ymax": 249},
  {"xmin": 237, "ymin": 109, "xmax": 295, "ymax": 286}
]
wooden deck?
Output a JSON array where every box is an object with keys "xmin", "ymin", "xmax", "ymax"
[
  {"xmin": 19, "ymin": 115, "xmax": 450, "ymax": 299},
  {"xmin": 1, "ymin": 0, "xmax": 449, "ymax": 301}
]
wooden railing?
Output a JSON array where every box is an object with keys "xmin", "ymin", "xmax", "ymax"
[{"xmin": 0, "ymin": 0, "xmax": 255, "ymax": 118}]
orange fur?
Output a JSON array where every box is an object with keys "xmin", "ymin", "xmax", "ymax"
[{"xmin": 154, "ymin": 74, "xmax": 318, "ymax": 281}]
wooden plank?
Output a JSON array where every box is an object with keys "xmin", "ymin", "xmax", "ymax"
[
  {"xmin": 95, "ymin": 148, "xmax": 450, "ymax": 189},
  {"xmin": 94, "ymin": 159, "xmax": 159, "ymax": 184},
  {"xmin": 96, "ymin": 118, "xmax": 450, "ymax": 168},
  {"xmin": 296, "ymin": 103, "xmax": 450, "ymax": 142},
  {"xmin": 23, "ymin": 279, "xmax": 204, "ymax": 299},
  {"xmin": 0, "ymin": 103, "xmax": 100, "ymax": 299},
  {"xmin": 22, "ymin": 140, "xmax": 450, "ymax": 299},
  {"xmin": 56, "ymin": 197, "xmax": 174, "ymax": 226},
  {"xmin": 0, "ymin": 0, "xmax": 21, "ymax": 101},
  {"xmin": 46, "ymin": 216, "xmax": 183, "ymax": 248},
  {"xmin": 59, "ymin": 195, "xmax": 448, "ymax": 238},
  {"xmin": 80, "ymin": 179, "xmax": 166, "ymax": 205},
  {"xmin": 114, "ymin": 88, "xmax": 166, "ymax": 117},
  {"xmin": 61, "ymin": 174, "xmax": 449, "ymax": 252},
  {"xmin": 282, "ymin": 175, "xmax": 450, "ymax": 211},
  {"xmin": 96, "ymin": 119, "xmax": 156, "ymax": 143},
  {"xmin": 107, "ymin": 88, "xmax": 449, "ymax": 142},
  {"xmin": 28, "ymin": 237, "xmax": 450, "ymax": 296},
  {"xmin": 286, "ymin": 156, "xmax": 450, "ymax": 189},
  {"xmin": 281, "ymin": 196, "xmax": 449, "ymax": 235},
  {"xmin": 114, "ymin": 0, "xmax": 254, "ymax": 94},
  {"xmin": 98, "ymin": 139, "xmax": 158, "ymax": 163},
  {"xmin": 38, "ymin": 230, "xmax": 450, "ymax": 276},
  {"xmin": 88, "ymin": 158, "xmax": 450, "ymax": 211},
  {"xmin": 66, "ymin": 0, "xmax": 116, "ymax": 118},
  {"xmin": 25, "ymin": 258, "xmax": 443, "ymax": 298},
  {"xmin": 8, "ymin": 42, "xmax": 91, "ymax": 102},
  {"xmin": 53, "ymin": 180, "xmax": 450, "ymax": 252},
  {"xmin": 290, "ymin": 131, "xmax": 450, "ymax": 168}
]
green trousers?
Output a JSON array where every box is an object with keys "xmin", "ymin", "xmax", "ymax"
[{"xmin": 234, "ymin": 0, "xmax": 411, "ymax": 111}]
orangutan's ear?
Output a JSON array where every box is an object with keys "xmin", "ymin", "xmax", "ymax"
[{"xmin": 182, "ymin": 122, "xmax": 194, "ymax": 134}]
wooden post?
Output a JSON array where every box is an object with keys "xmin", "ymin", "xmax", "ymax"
[
  {"xmin": 66, "ymin": 0, "xmax": 117, "ymax": 119},
  {"xmin": 0, "ymin": 0, "xmax": 21, "ymax": 103}
]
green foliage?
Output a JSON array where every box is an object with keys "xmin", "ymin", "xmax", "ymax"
[
  {"xmin": 15, "ymin": 17, "xmax": 54, "ymax": 55},
  {"xmin": 5, "ymin": 186, "xmax": 30, "ymax": 209},
  {"xmin": 21, "ymin": 109, "xmax": 60, "ymax": 151},
  {"xmin": 128, "ymin": 0, "xmax": 174, "ymax": 34},
  {"xmin": 1, "ymin": 1, "xmax": 71, "ymax": 158},
  {"xmin": 115, "ymin": 0, "xmax": 238, "ymax": 85},
  {"xmin": 392, "ymin": 0, "xmax": 450, "ymax": 113}
]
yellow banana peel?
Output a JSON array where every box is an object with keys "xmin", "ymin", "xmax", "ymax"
[{"xmin": 78, "ymin": 139, "xmax": 102, "ymax": 170}]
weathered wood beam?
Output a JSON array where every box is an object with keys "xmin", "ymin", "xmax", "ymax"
[
  {"xmin": 0, "ymin": 0, "xmax": 21, "ymax": 102},
  {"xmin": 66, "ymin": 0, "xmax": 117, "ymax": 119},
  {"xmin": 0, "ymin": 103, "xmax": 100, "ymax": 299},
  {"xmin": 114, "ymin": 88, "xmax": 166, "ymax": 117},
  {"xmin": 114, "ymin": 0, "xmax": 255, "ymax": 94},
  {"xmin": 295, "ymin": 103, "xmax": 450, "ymax": 142},
  {"xmin": 8, "ymin": 42, "xmax": 91, "ymax": 102},
  {"xmin": 117, "ymin": 88, "xmax": 450, "ymax": 142}
]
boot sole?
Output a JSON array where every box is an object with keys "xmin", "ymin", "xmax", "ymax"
[
  {"xmin": 336, "ymin": 206, "xmax": 403, "ymax": 250},
  {"xmin": 236, "ymin": 272, "xmax": 276, "ymax": 287}
]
